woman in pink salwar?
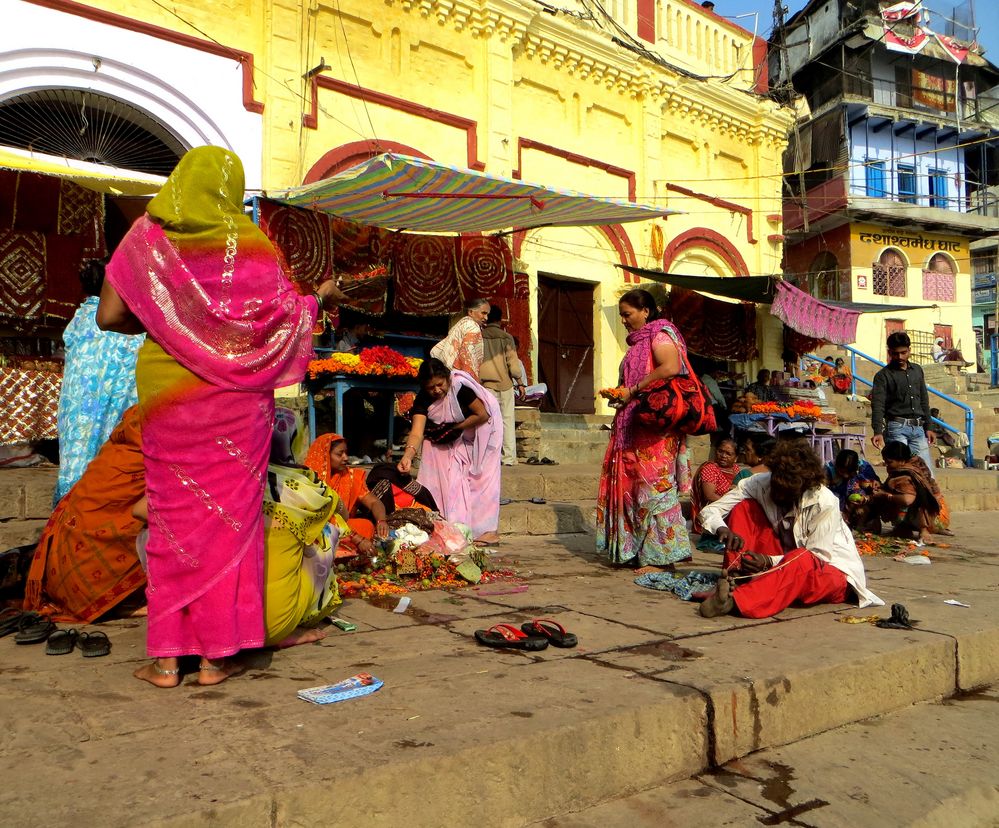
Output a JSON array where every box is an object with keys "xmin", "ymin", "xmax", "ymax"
[
  {"xmin": 397, "ymin": 358, "xmax": 502, "ymax": 544},
  {"xmin": 97, "ymin": 146, "xmax": 344, "ymax": 687}
]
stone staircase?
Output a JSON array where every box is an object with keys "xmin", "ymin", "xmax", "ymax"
[{"xmin": 514, "ymin": 408, "xmax": 712, "ymax": 467}]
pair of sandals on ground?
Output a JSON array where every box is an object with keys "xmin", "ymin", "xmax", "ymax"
[
  {"xmin": 524, "ymin": 457, "xmax": 558, "ymax": 465},
  {"xmin": 475, "ymin": 618, "xmax": 577, "ymax": 650},
  {"xmin": 0, "ymin": 609, "xmax": 111, "ymax": 656}
]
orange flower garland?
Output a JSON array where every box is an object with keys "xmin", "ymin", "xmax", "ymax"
[
  {"xmin": 749, "ymin": 401, "xmax": 822, "ymax": 419},
  {"xmin": 309, "ymin": 346, "xmax": 421, "ymax": 380}
]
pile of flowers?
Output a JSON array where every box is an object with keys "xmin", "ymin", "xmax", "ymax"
[
  {"xmin": 336, "ymin": 555, "xmax": 520, "ymax": 599},
  {"xmin": 748, "ymin": 401, "xmax": 823, "ymax": 419},
  {"xmin": 309, "ymin": 346, "xmax": 421, "ymax": 380}
]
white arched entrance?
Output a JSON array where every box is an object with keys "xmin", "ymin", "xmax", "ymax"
[{"xmin": 0, "ymin": 2, "xmax": 262, "ymax": 185}]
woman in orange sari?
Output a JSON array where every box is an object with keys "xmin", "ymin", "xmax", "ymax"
[
  {"xmin": 24, "ymin": 406, "xmax": 146, "ymax": 622},
  {"xmin": 305, "ymin": 433, "xmax": 389, "ymax": 556}
]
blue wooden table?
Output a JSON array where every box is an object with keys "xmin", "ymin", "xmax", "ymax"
[{"xmin": 306, "ymin": 373, "xmax": 420, "ymax": 446}]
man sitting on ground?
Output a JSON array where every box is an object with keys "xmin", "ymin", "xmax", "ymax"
[{"xmin": 697, "ymin": 439, "xmax": 883, "ymax": 619}]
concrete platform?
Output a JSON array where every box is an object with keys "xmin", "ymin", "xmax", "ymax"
[{"xmin": 1, "ymin": 513, "xmax": 998, "ymax": 827}]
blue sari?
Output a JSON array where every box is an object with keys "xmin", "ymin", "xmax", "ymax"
[{"xmin": 54, "ymin": 297, "xmax": 143, "ymax": 503}]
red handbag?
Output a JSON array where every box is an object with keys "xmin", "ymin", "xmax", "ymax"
[{"xmin": 635, "ymin": 352, "xmax": 718, "ymax": 436}]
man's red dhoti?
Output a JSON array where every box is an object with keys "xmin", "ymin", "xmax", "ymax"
[{"xmin": 720, "ymin": 500, "xmax": 850, "ymax": 619}]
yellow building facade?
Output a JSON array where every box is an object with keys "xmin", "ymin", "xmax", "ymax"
[{"xmin": 6, "ymin": 0, "xmax": 793, "ymax": 412}]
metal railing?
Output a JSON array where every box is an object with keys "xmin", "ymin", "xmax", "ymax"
[{"xmin": 803, "ymin": 347, "xmax": 975, "ymax": 466}]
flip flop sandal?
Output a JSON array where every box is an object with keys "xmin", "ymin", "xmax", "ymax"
[
  {"xmin": 14, "ymin": 617, "xmax": 57, "ymax": 645},
  {"xmin": 529, "ymin": 497, "xmax": 546, "ymax": 505},
  {"xmin": 0, "ymin": 608, "xmax": 26, "ymax": 637},
  {"xmin": 540, "ymin": 457, "xmax": 558, "ymax": 465},
  {"xmin": 79, "ymin": 630, "xmax": 112, "ymax": 658},
  {"xmin": 45, "ymin": 628, "xmax": 80, "ymax": 656},
  {"xmin": 525, "ymin": 457, "xmax": 541, "ymax": 465},
  {"xmin": 520, "ymin": 618, "xmax": 578, "ymax": 648},
  {"xmin": 474, "ymin": 624, "xmax": 549, "ymax": 651}
]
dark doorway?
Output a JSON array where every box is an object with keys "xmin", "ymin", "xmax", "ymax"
[{"xmin": 537, "ymin": 274, "xmax": 595, "ymax": 414}]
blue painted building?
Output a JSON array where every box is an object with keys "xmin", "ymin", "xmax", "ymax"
[{"xmin": 772, "ymin": 0, "xmax": 999, "ymax": 364}]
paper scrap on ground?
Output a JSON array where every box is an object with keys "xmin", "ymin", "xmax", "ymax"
[
  {"xmin": 393, "ymin": 596, "xmax": 411, "ymax": 613},
  {"xmin": 298, "ymin": 673, "xmax": 384, "ymax": 705},
  {"xmin": 895, "ymin": 555, "xmax": 931, "ymax": 565},
  {"xmin": 944, "ymin": 599, "xmax": 971, "ymax": 608}
]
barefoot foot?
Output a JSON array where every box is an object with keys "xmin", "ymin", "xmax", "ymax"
[
  {"xmin": 197, "ymin": 658, "xmax": 243, "ymax": 686},
  {"xmin": 275, "ymin": 626, "xmax": 327, "ymax": 649},
  {"xmin": 134, "ymin": 658, "xmax": 181, "ymax": 688},
  {"xmin": 474, "ymin": 532, "xmax": 501, "ymax": 546},
  {"xmin": 699, "ymin": 576, "xmax": 735, "ymax": 618}
]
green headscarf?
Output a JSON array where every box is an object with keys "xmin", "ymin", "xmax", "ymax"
[{"xmin": 146, "ymin": 146, "xmax": 259, "ymax": 249}]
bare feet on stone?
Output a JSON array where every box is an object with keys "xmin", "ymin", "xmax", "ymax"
[
  {"xmin": 474, "ymin": 532, "xmax": 501, "ymax": 546},
  {"xmin": 134, "ymin": 658, "xmax": 181, "ymax": 688},
  {"xmin": 275, "ymin": 626, "xmax": 327, "ymax": 649},
  {"xmin": 197, "ymin": 658, "xmax": 243, "ymax": 686},
  {"xmin": 699, "ymin": 576, "xmax": 735, "ymax": 618}
]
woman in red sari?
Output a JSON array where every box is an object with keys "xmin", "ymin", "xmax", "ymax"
[
  {"xmin": 596, "ymin": 289, "xmax": 692, "ymax": 573},
  {"xmin": 98, "ymin": 147, "xmax": 343, "ymax": 687},
  {"xmin": 691, "ymin": 438, "xmax": 751, "ymax": 552}
]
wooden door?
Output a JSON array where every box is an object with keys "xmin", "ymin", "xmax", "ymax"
[
  {"xmin": 885, "ymin": 318, "xmax": 906, "ymax": 338},
  {"xmin": 537, "ymin": 275, "xmax": 595, "ymax": 414},
  {"xmin": 933, "ymin": 323, "xmax": 953, "ymax": 348}
]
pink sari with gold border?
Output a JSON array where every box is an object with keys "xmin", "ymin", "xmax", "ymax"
[{"xmin": 107, "ymin": 215, "xmax": 316, "ymax": 659}]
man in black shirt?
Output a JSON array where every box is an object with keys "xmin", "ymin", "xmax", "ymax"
[{"xmin": 871, "ymin": 331, "xmax": 935, "ymax": 472}]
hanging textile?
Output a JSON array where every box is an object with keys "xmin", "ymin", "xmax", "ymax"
[
  {"xmin": 771, "ymin": 280, "xmax": 860, "ymax": 345},
  {"xmin": 391, "ymin": 233, "xmax": 459, "ymax": 315},
  {"xmin": 0, "ymin": 230, "xmax": 46, "ymax": 329},
  {"xmin": 257, "ymin": 198, "xmax": 334, "ymax": 290},
  {"xmin": 666, "ymin": 287, "xmax": 758, "ymax": 361},
  {"xmin": 454, "ymin": 235, "xmax": 513, "ymax": 300}
]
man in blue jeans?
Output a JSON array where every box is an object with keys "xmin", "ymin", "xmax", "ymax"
[{"xmin": 871, "ymin": 331, "xmax": 935, "ymax": 473}]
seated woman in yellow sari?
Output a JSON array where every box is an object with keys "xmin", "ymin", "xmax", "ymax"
[{"xmin": 305, "ymin": 433, "xmax": 390, "ymax": 557}]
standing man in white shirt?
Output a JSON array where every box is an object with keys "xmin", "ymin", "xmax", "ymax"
[{"xmin": 697, "ymin": 439, "xmax": 882, "ymax": 618}]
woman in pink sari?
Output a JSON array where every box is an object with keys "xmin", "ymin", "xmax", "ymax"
[
  {"xmin": 397, "ymin": 358, "xmax": 502, "ymax": 544},
  {"xmin": 97, "ymin": 147, "xmax": 343, "ymax": 687},
  {"xmin": 597, "ymin": 289, "xmax": 692, "ymax": 573}
]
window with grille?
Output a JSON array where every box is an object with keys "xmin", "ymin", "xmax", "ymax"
[
  {"xmin": 873, "ymin": 250, "xmax": 907, "ymax": 297},
  {"xmin": 873, "ymin": 263, "xmax": 907, "ymax": 295},
  {"xmin": 923, "ymin": 252, "xmax": 956, "ymax": 301},
  {"xmin": 923, "ymin": 270, "xmax": 955, "ymax": 301}
]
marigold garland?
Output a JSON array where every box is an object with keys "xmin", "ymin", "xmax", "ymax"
[
  {"xmin": 309, "ymin": 346, "xmax": 422, "ymax": 379},
  {"xmin": 749, "ymin": 401, "xmax": 822, "ymax": 419}
]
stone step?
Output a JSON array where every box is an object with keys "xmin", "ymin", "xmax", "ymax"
[{"xmin": 0, "ymin": 519, "xmax": 47, "ymax": 549}]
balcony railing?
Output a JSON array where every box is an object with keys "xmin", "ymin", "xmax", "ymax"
[{"xmin": 806, "ymin": 72, "xmax": 996, "ymax": 124}]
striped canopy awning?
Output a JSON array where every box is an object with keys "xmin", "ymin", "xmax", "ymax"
[{"xmin": 265, "ymin": 153, "xmax": 673, "ymax": 233}]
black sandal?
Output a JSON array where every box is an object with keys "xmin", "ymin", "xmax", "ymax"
[
  {"xmin": 14, "ymin": 616, "xmax": 57, "ymax": 645},
  {"xmin": 45, "ymin": 628, "xmax": 79, "ymax": 655},
  {"xmin": 79, "ymin": 631, "xmax": 112, "ymax": 658}
]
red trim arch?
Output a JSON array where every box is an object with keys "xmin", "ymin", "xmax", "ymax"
[
  {"xmin": 511, "ymin": 224, "xmax": 637, "ymax": 272},
  {"xmin": 304, "ymin": 140, "xmax": 432, "ymax": 184},
  {"xmin": 662, "ymin": 228, "xmax": 749, "ymax": 275}
]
